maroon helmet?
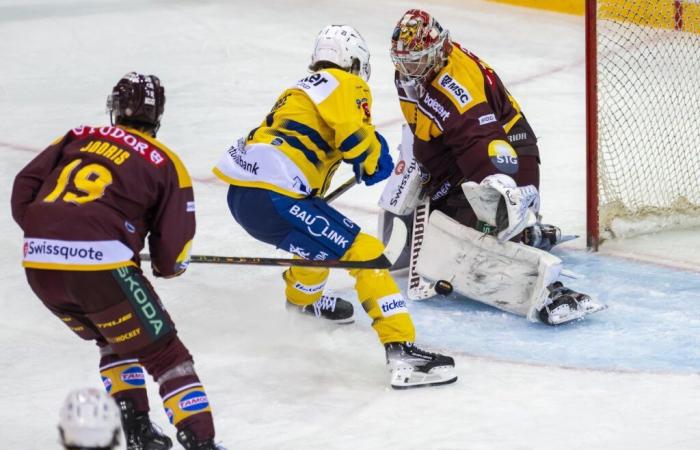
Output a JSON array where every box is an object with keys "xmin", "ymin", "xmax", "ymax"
[{"xmin": 107, "ymin": 72, "xmax": 165, "ymax": 136}]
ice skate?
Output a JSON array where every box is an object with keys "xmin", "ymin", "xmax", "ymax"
[
  {"xmin": 385, "ymin": 342, "xmax": 457, "ymax": 389},
  {"xmin": 538, "ymin": 282, "xmax": 606, "ymax": 325},
  {"xmin": 286, "ymin": 295, "xmax": 354, "ymax": 324},
  {"xmin": 522, "ymin": 223, "xmax": 576, "ymax": 251},
  {"xmin": 176, "ymin": 429, "xmax": 227, "ymax": 450},
  {"xmin": 118, "ymin": 399, "xmax": 173, "ymax": 450}
]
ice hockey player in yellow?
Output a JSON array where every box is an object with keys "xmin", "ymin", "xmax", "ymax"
[{"xmin": 213, "ymin": 25, "xmax": 457, "ymax": 389}]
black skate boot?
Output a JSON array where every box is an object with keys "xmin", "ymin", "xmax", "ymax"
[
  {"xmin": 286, "ymin": 295, "xmax": 354, "ymax": 324},
  {"xmin": 538, "ymin": 281, "xmax": 606, "ymax": 325},
  {"xmin": 523, "ymin": 223, "xmax": 562, "ymax": 251},
  {"xmin": 177, "ymin": 428, "xmax": 227, "ymax": 450},
  {"xmin": 385, "ymin": 342, "xmax": 457, "ymax": 389},
  {"xmin": 118, "ymin": 399, "xmax": 173, "ymax": 450}
]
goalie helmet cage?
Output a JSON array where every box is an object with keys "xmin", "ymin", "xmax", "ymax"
[{"xmin": 585, "ymin": 0, "xmax": 700, "ymax": 250}]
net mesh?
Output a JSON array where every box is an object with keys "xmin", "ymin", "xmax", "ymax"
[{"xmin": 596, "ymin": 0, "xmax": 700, "ymax": 238}]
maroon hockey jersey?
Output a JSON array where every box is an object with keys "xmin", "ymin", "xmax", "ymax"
[
  {"xmin": 396, "ymin": 43, "xmax": 539, "ymax": 200},
  {"xmin": 11, "ymin": 125, "xmax": 195, "ymax": 277}
]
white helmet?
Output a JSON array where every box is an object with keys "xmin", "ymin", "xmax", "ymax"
[
  {"xmin": 310, "ymin": 25, "xmax": 371, "ymax": 81},
  {"xmin": 59, "ymin": 388, "xmax": 121, "ymax": 449}
]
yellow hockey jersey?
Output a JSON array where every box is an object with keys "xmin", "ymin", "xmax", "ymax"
[{"xmin": 214, "ymin": 68, "xmax": 382, "ymax": 198}]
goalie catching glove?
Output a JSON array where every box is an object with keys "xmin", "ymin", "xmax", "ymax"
[{"xmin": 462, "ymin": 174, "xmax": 539, "ymax": 242}]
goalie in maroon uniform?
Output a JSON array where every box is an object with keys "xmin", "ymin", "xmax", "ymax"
[
  {"xmin": 378, "ymin": 9, "xmax": 605, "ymax": 325},
  {"xmin": 11, "ymin": 73, "xmax": 225, "ymax": 450}
]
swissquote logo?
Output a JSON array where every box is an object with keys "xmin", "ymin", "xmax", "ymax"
[{"xmin": 22, "ymin": 238, "xmax": 133, "ymax": 266}]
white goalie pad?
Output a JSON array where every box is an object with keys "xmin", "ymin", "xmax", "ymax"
[
  {"xmin": 415, "ymin": 211, "xmax": 562, "ymax": 320},
  {"xmin": 378, "ymin": 124, "xmax": 424, "ymax": 216}
]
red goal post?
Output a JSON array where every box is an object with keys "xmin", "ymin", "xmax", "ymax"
[{"xmin": 586, "ymin": 0, "xmax": 700, "ymax": 250}]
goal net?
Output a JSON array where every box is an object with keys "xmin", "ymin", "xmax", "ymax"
[{"xmin": 586, "ymin": 0, "xmax": 700, "ymax": 248}]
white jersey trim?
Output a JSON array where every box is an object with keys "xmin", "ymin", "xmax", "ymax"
[
  {"xmin": 214, "ymin": 140, "xmax": 312, "ymax": 196},
  {"xmin": 23, "ymin": 238, "xmax": 134, "ymax": 267}
]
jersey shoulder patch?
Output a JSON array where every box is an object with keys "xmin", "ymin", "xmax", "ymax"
[
  {"xmin": 295, "ymin": 71, "xmax": 339, "ymax": 104},
  {"xmin": 434, "ymin": 72, "xmax": 473, "ymax": 109}
]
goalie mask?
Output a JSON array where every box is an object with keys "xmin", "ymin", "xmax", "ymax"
[
  {"xmin": 310, "ymin": 25, "xmax": 371, "ymax": 81},
  {"xmin": 58, "ymin": 388, "xmax": 121, "ymax": 450},
  {"xmin": 391, "ymin": 9, "xmax": 451, "ymax": 83},
  {"xmin": 107, "ymin": 72, "xmax": 165, "ymax": 136}
]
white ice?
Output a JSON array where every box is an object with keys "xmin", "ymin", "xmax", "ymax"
[{"xmin": 1, "ymin": 0, "xmax": 699, "ymax": 449}]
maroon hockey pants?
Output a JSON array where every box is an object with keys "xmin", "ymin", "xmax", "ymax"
[{"xmin": 25, "ymin": 267, "xmax": 215, "ymax": 440}]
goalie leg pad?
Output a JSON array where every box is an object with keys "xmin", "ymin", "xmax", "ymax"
[{"xmin": 415, "ymin": 211, "xmax": 562, "ymax": 319}]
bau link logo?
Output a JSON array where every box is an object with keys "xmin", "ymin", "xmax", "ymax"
[
  {"xmin": 179, "ymin": 391, "xmax": 209, "ymax": 412},
  {"xmin": 24, "ymin": 240, "xmax": 104, "ymax": 261},
  {"xmin": 423, "ymin": 92, "xmax": 450, "ymax": 121},
  {"xmin": 379, "ymin": 294, "xmax": 408, "ymax": 317},
  {"xmin": 121, "ymin": 366, "xmax": 146, "ymax": 386},
  {"xmin": 288, "ymin": 205, "xmax": 350, "ymax": 250},
  {"xmin": 116, "ymin": 268, "xmax": 166, "ymax": 337},
  {"xmin": 438, "ymin": 74, "xmax": 472, "ymax": 107},
  {"xmin": 227, "ymin": 144, "xmax": 259, "ymax": 175}
]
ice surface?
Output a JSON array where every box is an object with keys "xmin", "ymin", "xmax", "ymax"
[{"xmin": 1, "ymin": 0, "xmax": 699, "ymax": 449}]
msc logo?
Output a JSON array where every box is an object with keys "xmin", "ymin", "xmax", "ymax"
[
  {"xmin": 179, "ymin": 391, "xmax": 209, "ymax": 412},
  {"xmin": 437, "ymin": 73, "xmax": 472, "ymax": 107},
  {"xmin": 121, "ymin": 366, "xmax": 146, "ymax": 386}
]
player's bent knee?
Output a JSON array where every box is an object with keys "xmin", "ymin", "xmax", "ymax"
[{"xmin": 343, "ymin": 232, "xmax": 385, "ymax": 261}]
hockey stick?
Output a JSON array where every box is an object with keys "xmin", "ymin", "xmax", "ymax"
[
  {"xmin": 142, "ymin": 217, "xmax": 407, "ymax": 269},
  {"xmin": 324, "ymin": 176, "xmax": 357, "ymax": 203}
]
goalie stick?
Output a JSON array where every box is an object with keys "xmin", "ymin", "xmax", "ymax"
[
  {"xmin": 141, "ymin": 216, "xmax": 408, "ymax": 270},
  {"xmin": 407, "ymin": 199, "xmax": 440, "ymax": 300}
]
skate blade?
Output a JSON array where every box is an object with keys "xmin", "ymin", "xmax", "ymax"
[{"xmin": 390, "ymin": 365, "xmax": 458, "ymax": 390}]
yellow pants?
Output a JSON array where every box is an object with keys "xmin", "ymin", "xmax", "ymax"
[{"xmin": 284, "ymin": 232, "xmax": 415, "ymax": 344}]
